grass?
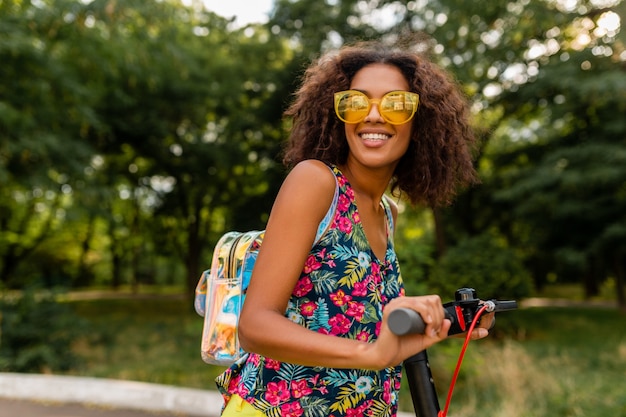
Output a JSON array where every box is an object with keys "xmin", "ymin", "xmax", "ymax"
[
  {"xmin": 64, "ymin": 295, "xmax": 221, "ymax": 390},
  {"xmin": 420, "ymin": 307, "xmax": 626, "ymax": 417},
  {"xmin": 61, "ymin": 292, "xmax": 626, "ymax": 417}
]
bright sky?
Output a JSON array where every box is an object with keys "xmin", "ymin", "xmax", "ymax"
[{"xmin": 202, "ymin": 0, "xmax": 274, "ymax": 26}]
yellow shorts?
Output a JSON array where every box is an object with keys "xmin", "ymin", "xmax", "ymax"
[{"xmin": 221, "ymin": 394, "xmax": 265, "ymax": 417}]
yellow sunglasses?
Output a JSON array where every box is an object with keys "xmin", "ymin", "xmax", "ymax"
[{"xmin": 334, "ymin": 90, "xmax": 419, "ymax": 125}]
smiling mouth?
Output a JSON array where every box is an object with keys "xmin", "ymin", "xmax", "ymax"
[{"xmin": 360, "ymin": 133, "xmax": 391, "ymax": 141}]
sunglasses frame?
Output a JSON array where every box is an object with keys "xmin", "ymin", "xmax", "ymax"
[{"xmin": 334, "ymin": 90, "xmax": 419, "ymax": 125}]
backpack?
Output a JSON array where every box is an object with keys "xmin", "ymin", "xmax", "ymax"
[{"xmin": 194, "ymin": 172, "xmax": 339, "ymax": 366}]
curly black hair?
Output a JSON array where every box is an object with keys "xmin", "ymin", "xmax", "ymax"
[{"xmin": 282, "ymin": 40, "xmax": 478, "ymax": 207}]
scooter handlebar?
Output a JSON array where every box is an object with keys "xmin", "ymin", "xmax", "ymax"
[{"xmin": 388, "ymin": 293, "xmax": 518, "ymax": 336}]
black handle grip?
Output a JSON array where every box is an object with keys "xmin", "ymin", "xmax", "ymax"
[
  {"xmin": 494, "ymin": 300, "xmax": 518, "ymax": 311},
  {"xmin": 388, "ymin": 308, "xmax": 456, "ymax": 336},
  {"xmin": 388, "ymin": 308, "xmax": 425, "ymax": 335}
]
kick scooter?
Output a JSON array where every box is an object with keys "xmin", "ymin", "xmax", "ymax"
[{"xmin": 388, "ymin": 288, "xmax": 518, "ymax": 417}]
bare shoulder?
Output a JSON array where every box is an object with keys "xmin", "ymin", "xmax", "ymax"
[
  {"xmin": 280, "ymin": 160, "xmax": 336, "ymax": 208},
  {"xmin": 269, "ymin": 159, "xmax": 336, "ymax": 230},
  {"xmin": 286, "ymin": 160, "xmax": 336, "ymax": 188}
]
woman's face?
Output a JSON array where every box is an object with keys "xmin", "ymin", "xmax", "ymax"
[{"xmin": 343, "ymin": 63, "xmax": 413, "ymax": 172}]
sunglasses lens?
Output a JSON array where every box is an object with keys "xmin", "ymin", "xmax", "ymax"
[
  {"xmin": 335, "ymin": 91, "xmax": 370, "ymax": 123},
  {"xmin": 380, "ymin": 92, "xmax": 418, "ymax": 124}
]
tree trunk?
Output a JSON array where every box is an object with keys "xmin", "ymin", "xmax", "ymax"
[
  {"xmin": 107, "ymin": 219, "xmax": 122, "ymax": 290},
  {"xmin": 76, "ymin": 215, "xmax": 96, "ymax": 287},
  {"xmin": 614, "ymin": 254, "xmax": 626, "ymax": 313},
  {"xmin": 582, "ymin": 256, "xmax": 600, "ymax": 299}
]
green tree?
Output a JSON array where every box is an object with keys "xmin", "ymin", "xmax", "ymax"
[
  {"xmin": 1, "ymin": 0, "xmax": 294, "ymax": 293},
  {"xmin": 0, "ymin": 0, "xmax": 99, "ymax": 285},
  {"xmin": 492, "ymin": 48, "xmax": 626, "ymax": 305}
]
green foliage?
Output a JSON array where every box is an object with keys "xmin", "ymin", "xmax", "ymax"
[
  {"xmin": 429, "ymin": 232, "xmax": 533, "ymax": 300},
  {"xmin": 487, "ymin": 47, "xmax": 626, "ymax": 296},
  {"xmin": 0, "ymin": 0, "xmax": 291, "ymax": 292},
  {"xmin": 394, "ymin": 206, "xmax": 436, "ymax": 296},
  {"xmin": 0, "ymin": 290, "xmax": 88, "ymax": 372}
]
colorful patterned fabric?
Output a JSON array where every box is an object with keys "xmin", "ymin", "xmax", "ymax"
[{"xmin": 216, "ymin": 165, "xmax": 405, "ymax": 417}]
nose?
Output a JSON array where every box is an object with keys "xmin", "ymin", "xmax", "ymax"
[{"xmin": 364, "ymin": 99, "xmax": 384, "ymax": 123}]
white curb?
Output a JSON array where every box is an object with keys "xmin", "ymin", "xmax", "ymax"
[{"xmin": 0, "ymin": 373, "xmax": 223, "ymax": 416}]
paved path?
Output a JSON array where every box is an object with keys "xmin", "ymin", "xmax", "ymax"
[
  {"xmin": 0, "ymin": 373, "xmax": 222, "ymax": 417},
  {"xmin": 0, "ymin": 397, "xmax": 205, "ymax": 417}
]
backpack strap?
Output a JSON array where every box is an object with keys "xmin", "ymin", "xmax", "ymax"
[{"xmin": 313, "ymin": 164, "xmax": 339, "ymax": 245}]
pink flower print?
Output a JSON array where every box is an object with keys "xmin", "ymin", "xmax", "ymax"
[
  {"xmin": 356, "ymin": 330, "xmax": 371, "ymax": 342},
  {"xmin": 300, "ymin": 301, "xmax": 318, "ymax": 317},
  {"xmin": 310, "ymin": 374, "xmax": 320, "ymax": 385},
  {"xmin": 250, "ymin": 353, "xmax": 261, "ymax": 366},
  {"xmin": 330, "ymin": 289, "xmax": 352, "ymax": 307},
  {"xmin": 303, "ymin": 255, "xmax": 322, "ymax": 274},
  {"xmin": 290, "ymin": 379, "xmax": 313, "ymax": 398},
  {"xmin": 311, "ymin": 374, "xmax": 330, "ymax": 395},
  {"xmin": 235, "ymin": 383, "xmax": 249, "ymax": 398},
  {"xmin": 352, "ymin": 281, "xmax": 368, "ymax": 297},
  {"xmin": 352, "ymin": 211, "xmax": 360, "ymax": 224},
  {"xmin": 375, "ymin": 320, "xmax": 382, "ymax": 337},
  {"xmin": 337, "ymin": 216, "xmax": 353, "ymax": 234},
  {"xmin": 382, "ymin": 379, "xmax": 392, "ymax": 403},
  {"xmin": 265, "ymin": 358, "xmax": 281, "ymax": 371},
  {"xmin": 346, "ymin": 407, "xmax": 364, "ymax": 417},
  {"xmin": 337, "ymin": 194, "xmax": 351, "ymax": 213},
  {"xmin": 292, "ymin": 276, "xmax": 313, "ymax": 297},
  {"xmin": 371, "ymin": 261, "xmax": 380, "ymax": 275},
  {"xmin": 366, "ymin": 275, "xmax": 379, "ymax": 294},
  {"xmin": 228, "ymin": 374, "xmax": 242, "ymax": 393},
  {"xmin": 369, "ymin": 271, "xmax": 382, "ymax": 286},
  {"xmin": 328, "ymin": 313, "xmax": 351, "ymax": 335},
  {"xmin": 346, "ymin": 186, "xmax": 355, "ymax": 201},
  {"xmin": 265, "ymin": 380, "xmax": 291, "ymax": 406},
  {"xmin": 281, "ymin": 401, "xmax": 304, "ymax": 417},
  {"xmin": 346, "ymin": 301, "xmax": 365, "ymax": 321}
]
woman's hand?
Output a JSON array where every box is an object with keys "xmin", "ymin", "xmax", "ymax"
[
  {"xmin": 368, "ymin": 296, "xmax": 496, "ymax": 369},
  {"xmin": 469, "ymin": 309, "xmax": 494, "ymax": 340},
  {"xmin": 366, "ymin": 295, "xmax": 452, "ymax": 369}
]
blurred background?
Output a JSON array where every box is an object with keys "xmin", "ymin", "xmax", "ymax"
[{"xmin": 0, "ymin": 1, "xmax": 624, "ymax": 416}]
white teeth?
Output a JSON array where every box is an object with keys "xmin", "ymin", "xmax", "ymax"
[{"xmin": 360, "ymin": 133, "xmax": 390, "ymax": 141}]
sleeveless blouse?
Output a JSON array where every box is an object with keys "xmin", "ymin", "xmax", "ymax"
[{"xmin": 216, "ymin": 165, "xmax": 405, "ymax": 417}]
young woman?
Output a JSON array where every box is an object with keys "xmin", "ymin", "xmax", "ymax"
[{"xmin": 217, "ymin": 41, "xmax": 488, "ymax": 417}]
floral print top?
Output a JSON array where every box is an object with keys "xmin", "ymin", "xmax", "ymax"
[{"xmin": 216, "ymin": 164, "xmax": 405, "ymax": 417}]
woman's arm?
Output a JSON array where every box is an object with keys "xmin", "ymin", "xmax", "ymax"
[{"xmin": 238, "ymin": 160, "xmax": 451, "ymax": 370}]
